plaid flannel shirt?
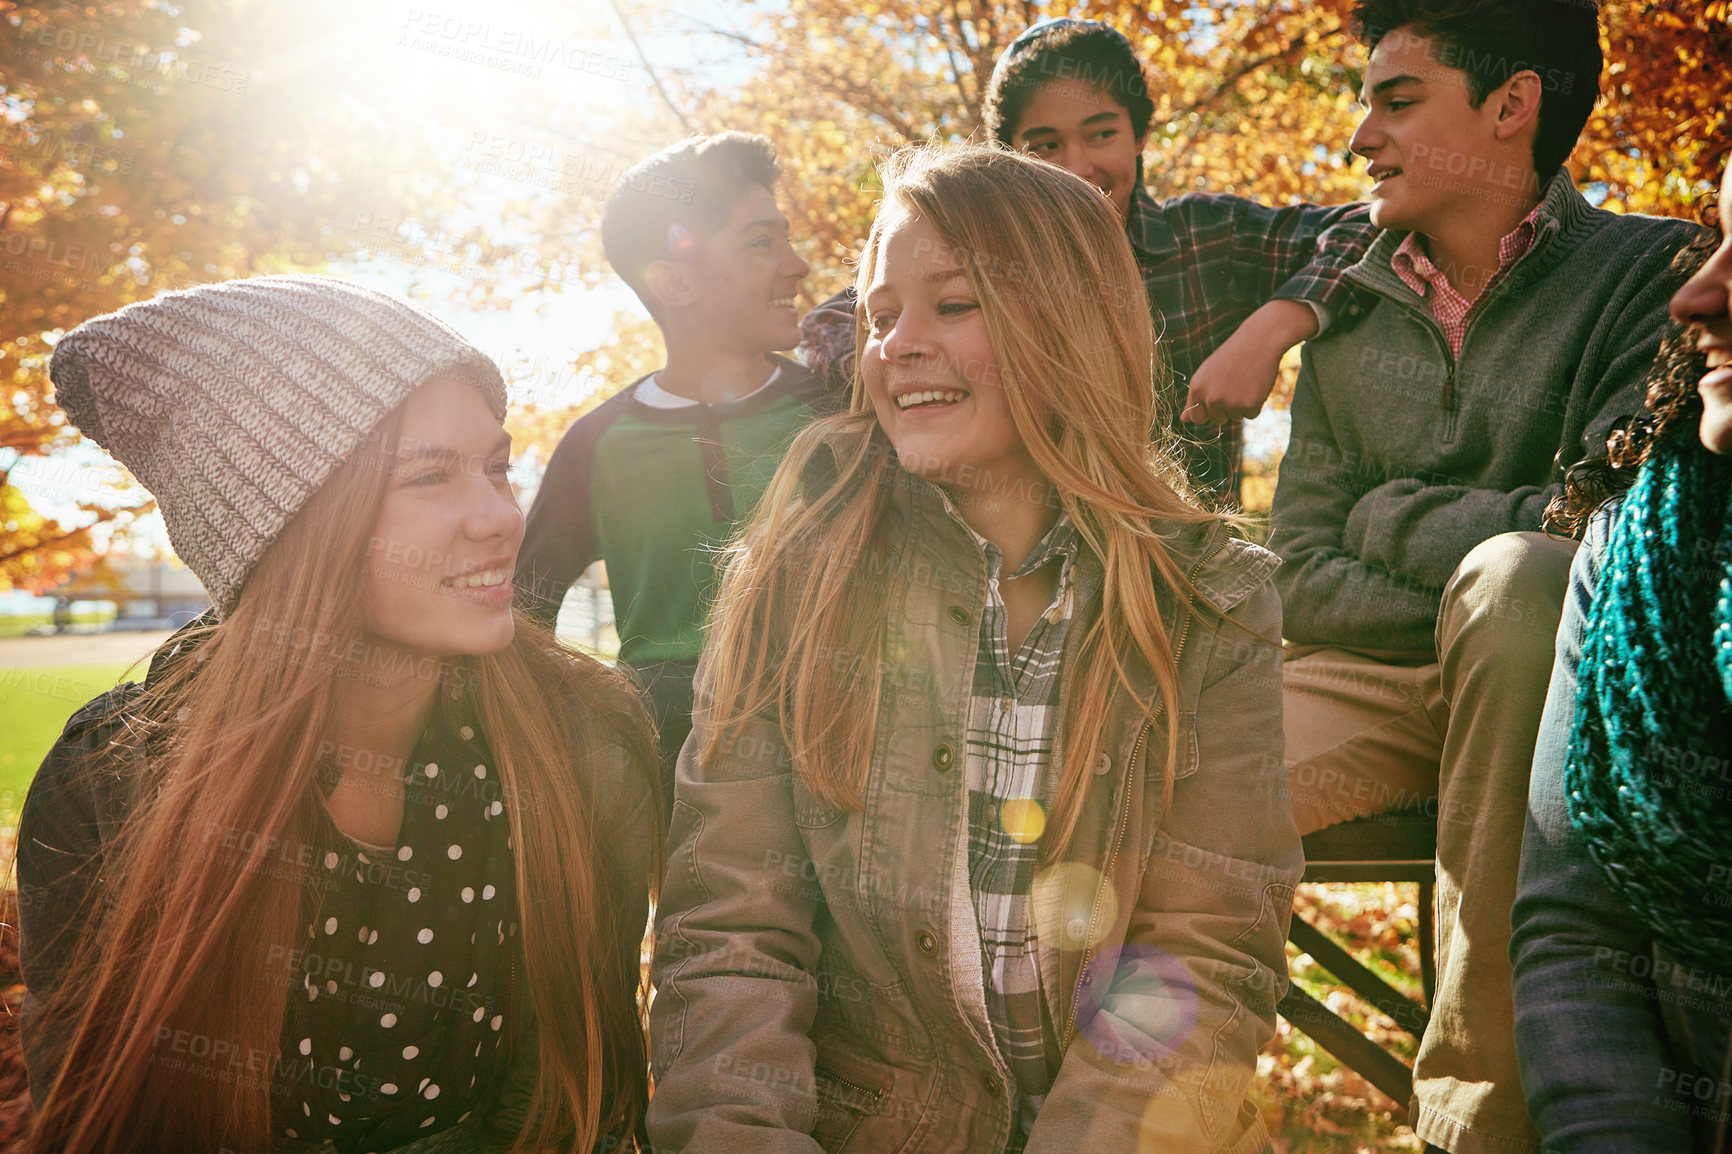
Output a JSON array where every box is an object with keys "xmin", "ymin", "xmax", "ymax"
[
  {"xmin": 1127, "ymin": 186, "xmax": 1378, "ymax": 502},
  {"xmin": 803, "ymin": 189, "xmax": 1378, "ymax": 505},
  {"xmin": 948, "ymin": 505, "xmax": 1082, "ymax": 1152},
  {"xmin": 1126, "ymin": 185, "xmax": 1378, "ymax": 384}
]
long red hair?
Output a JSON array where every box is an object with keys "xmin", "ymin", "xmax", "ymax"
[{"xmin": 27, "ymin": 392, "xmax": 659, "ymax": 1152}]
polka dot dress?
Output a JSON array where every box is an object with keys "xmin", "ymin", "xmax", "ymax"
[{"xmin": 276, "ymin": 708, "xmax": 519, "ymax": 1150}]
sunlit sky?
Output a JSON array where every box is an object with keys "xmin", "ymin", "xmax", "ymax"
[
  {"xmin": 11, "ymin": 0, "xmax": 751, "ymax": 582},
  {"xmin": 5, "ymin": 0, "xmax": 1296, "ymax": 608}
]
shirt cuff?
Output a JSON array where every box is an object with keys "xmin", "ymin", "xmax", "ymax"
[{"xmin": 1303, "ymin": 299, "xmax": 1332, "ymax": 337}]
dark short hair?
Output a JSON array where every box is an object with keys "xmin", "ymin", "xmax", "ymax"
[
  {"xmin": 600, "ymin": 132, "xmax": 782, "ymax": 315},
  {"xmin": 1351, "ymin": 0, "xmax": 1602, "ymax": 179},
  {"xmin": 984, "ymin": 21, "xmax": 1154, "ymax": 149}
]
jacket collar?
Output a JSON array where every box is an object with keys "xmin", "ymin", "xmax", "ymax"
[
  {"xmin": 145, "ymin": 612, "xmax": 218, "ymax": 686},
  {"xmin": 620, "ymin": 352, "xmax": 821, "ymax": 422},
  {"xmin": 1187, "ymin": 529, "xmax": 1281, "ymax": 614},
  {"xmin": 888, "ymin": 461, "xmax": 1278, "ymax": 618}
]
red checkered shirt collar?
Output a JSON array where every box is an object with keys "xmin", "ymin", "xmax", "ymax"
[{"xmin": 1391, "ymin": 203, "xmax": 1542, "ymax": 357}]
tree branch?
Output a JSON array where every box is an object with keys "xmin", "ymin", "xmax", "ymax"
[
  {"xmin": 1176, "ymin": 21, "xmax": 1344, "ymax": 120},
  {"xmin": 0, "ymin": 523, "xmax": 91, "ymax": 566},
  {"xmin": 939, "ymin": 4, "xmax": 970, "ymax": 116},
  {"xmin": 698, "ymin": 23, "xmax": 925, "ymax": 141},
  {"xmin": 608, "ymin": 0, "xmax": 697, "ymax": 135}
]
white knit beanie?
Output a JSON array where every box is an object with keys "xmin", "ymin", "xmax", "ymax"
[{"xmin": 49, "ymin": 275, "xmax": 508, "ymax": 614}]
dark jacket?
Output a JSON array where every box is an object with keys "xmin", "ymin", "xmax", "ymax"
[
  {"xmin": 18, "ymin": 632, "xmax": 657, "ymax": 1153},
  {"xmin": 1270, "ymin": 172, "xmax": 1703, "ymax": 654}
]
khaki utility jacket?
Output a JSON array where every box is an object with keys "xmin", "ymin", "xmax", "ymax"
[{"xmin": 649, "ymin": 468, "xmax": 1302, "ymax": 1153}]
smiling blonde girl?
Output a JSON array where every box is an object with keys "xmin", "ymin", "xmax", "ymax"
[{"xmin": 647, "ymin": 145, "xmax": 1301, "ymax": 1154}]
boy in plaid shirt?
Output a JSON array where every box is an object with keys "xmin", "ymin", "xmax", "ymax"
[{"xmin": 802, "ymin": 18, "xmax": 1378, "ymax": 504}]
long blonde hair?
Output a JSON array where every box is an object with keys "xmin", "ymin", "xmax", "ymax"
[
  {"xmin": 702, "ymin": 143, "xmax": 1234, "ymax": 861},
  {"xmin": 28, "ymin": 386, "xmax": 659, "ymax": 1153}
]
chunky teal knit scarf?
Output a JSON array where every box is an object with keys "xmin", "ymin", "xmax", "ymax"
[{"xmin": 1566, "ymin": 426, "xmax": 1732, "ymax": 972}]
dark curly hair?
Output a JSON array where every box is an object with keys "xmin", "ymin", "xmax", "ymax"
[
  {"xmin": 1546, "ymin": 219, "xmax": 1721, "ymax": 536},
  {"xmin": 984, "ymin": 22, "xmax": 1154, "ymax": 155}
]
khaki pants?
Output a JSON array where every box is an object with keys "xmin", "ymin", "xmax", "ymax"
[{"xmin": 1284, "ymin": 532, "xmax": 1578, "ymax": 1154}]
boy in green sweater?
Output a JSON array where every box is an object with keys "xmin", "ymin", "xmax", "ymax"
[
  {"xmin": 515, "ymin": 133, "xmax": 837, "ymax": 792},
  {"xmin": 1241, "ymin": 1, "xmax": 1705, "ymax": 1150}
]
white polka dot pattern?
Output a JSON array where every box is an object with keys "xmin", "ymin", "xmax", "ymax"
[{"xmin": 278, "ymin": 710, "xmax": 512, "ymax": 1146}]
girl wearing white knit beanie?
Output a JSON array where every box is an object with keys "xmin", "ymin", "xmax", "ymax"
[{"xmin": 20, "ymin": 276, "xmax": 659, "ymax": 1153}]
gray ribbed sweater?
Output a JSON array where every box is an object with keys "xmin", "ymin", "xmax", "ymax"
[{"xmin": 1270, "ymin": 171, "xmax": 1703, "ymax": 655}]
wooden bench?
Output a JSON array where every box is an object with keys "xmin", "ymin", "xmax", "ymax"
[{"xmin": 1276, "ymin": 810, "xmax": 1438, "ymax": 1116}]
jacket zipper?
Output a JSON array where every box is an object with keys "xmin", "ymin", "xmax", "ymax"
[
  {"xmin": 1170, "ymin": 528, "xmax": 1229, "ymax": 663},
  {"xmin": 1390, "ymin": 301, "xmax": 1457, "ymax": 414},
  {"xmin": 1392, "ymin": 238, "xmax": 1549, "ymax": 417},
  {"xmin": 815, "ymin": 1066, "xmax": 886, "ymax": 1109},
  {"xmin": 1388, "ymin": 298, "xmax": 1458, "ymax": 429},
  {"xmin": 502, "ymin": 945, "xmax": 517, "ymax": 1049},
  {"xmin": 1062, "ymin": 527, "xmax": 1230, "ymax": 1046}
]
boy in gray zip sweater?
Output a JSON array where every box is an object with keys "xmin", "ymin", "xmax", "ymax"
[{"xmin": 1252, "ymin": 1, "xmax": 1703, "ymax": 1151}]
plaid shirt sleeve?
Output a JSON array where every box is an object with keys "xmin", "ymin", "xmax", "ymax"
[{"xmin": 1129, "ymin": 190, "xmax": 1379, "ymax": 383}]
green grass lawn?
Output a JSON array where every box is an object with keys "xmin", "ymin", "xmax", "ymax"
[
  {"xmin": 0, "ymin": 610, "xmax": 118, "ymax": 638},
  {"xmin": 0, "ymin": 663, "xmax": 136, "ymax": 825}
]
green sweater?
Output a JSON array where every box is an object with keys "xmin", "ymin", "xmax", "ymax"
[
  {"xmin": 1270, "ymin": 172, "xmax": 1703, "ymax": 656},
  {"xmin": 515, "ymin": 355, "xmax": 841, "ymax": 664}
]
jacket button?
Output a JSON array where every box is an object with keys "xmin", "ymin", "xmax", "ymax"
[
  {"xmin": 932, "ymin": 744, "xmax": 955, "ymax": 772},
  {"xmin": 985, "ymin": 1074, "xmax": 1001, "ymax": 1095},
  {"xmin": 1066, "ymin": 917, "xmax": 1088, "ymax": 942},
  {"xmin": 1092, "ymin": 751, "xmax": 1112, "ymax": 775},
  {"xmin": 947, "ymin": 605, "xmax": 971, "ymax": 626},
  {"xmin": 917, "ymin": 931, "xmax": 937, "ymax": 955}
]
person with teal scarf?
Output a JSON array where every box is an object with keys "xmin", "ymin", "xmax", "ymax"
[{"xmin": 1511, "ymin": 155, "xmax": 1732, "ymax": 1154}]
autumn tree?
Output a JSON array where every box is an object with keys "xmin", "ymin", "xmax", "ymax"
[
  {"xmin": 578, "ymin": 0, "xmax": 1723, "ymax": 520},
  {"xmin": 645, "ymin": 0, "xmax": 1725, "ymax": 286},
  {"xmin": 0, "ymin": 0, "xmax": 416, "ymax": 589},
  {"xmin": 0, "ymin": 0, "xmax": 660, "ymax": 590},
  {"xmin": 5, "ymin": 0, "xmax": 1722, "ymax": 588}
]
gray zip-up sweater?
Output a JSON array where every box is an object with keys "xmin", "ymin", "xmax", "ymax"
[{"xmin": 1270, "ymin": 171, "xmax": 1703, "ymax": 655}]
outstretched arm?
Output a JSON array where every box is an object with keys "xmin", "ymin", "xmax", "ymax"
[
  {"xmin": 1141, "ymin": 194, "xmax": 1378, "ymax": 390},
  {"xmin": 1153, "ymin": 196, "xmax": 1379, "ymax": 426},
  {"xmin": 1182, "ymin": 298, "xmax": 1319, "ymax": 425}
]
